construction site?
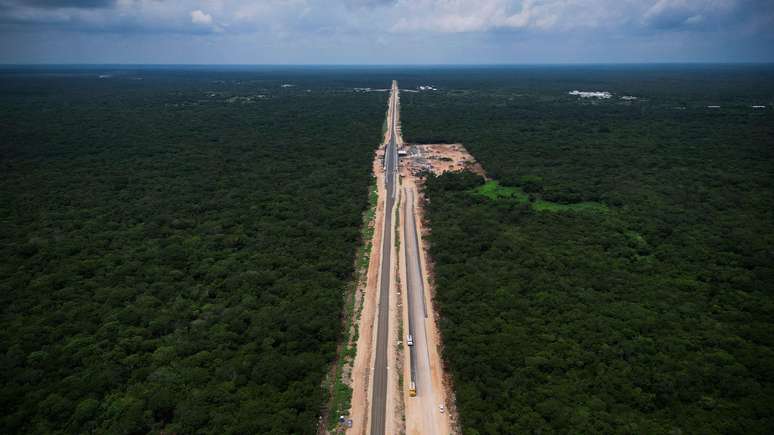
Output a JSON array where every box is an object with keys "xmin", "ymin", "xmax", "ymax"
[{"xmin": 399, "ymin": 143, "xmax": 484, "ymax": 179}]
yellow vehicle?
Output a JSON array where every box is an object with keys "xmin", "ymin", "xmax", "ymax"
[{"xmin": 409, "ymin": 382, "xmax": 417, "ymax": 397}]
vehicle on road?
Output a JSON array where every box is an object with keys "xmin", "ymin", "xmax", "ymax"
[
  {"xmin": 440, "ymin": 404, "xmax": 445, "ymax": 414},
  {"xmin": 407, "ymin": 334, "xmax": 414, "ymax": 346},
  {"xmin": 409, "ymin": 382, "xmax": 417, "ymax": 397}
]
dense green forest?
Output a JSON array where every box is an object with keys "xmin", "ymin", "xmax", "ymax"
[
  {"xmin": 2, "ymin": 65, "xmax": 773, "ymax": 434},
  {"xmin": 401, "ymin": 66, "xmax": 774, "ymax": 433},
  {"xmin": 0, "ymin": 68, "xmax": 387, "ymax": 434}
]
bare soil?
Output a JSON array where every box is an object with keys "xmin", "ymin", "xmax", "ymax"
[
  {"xmin": 412, "ymin": 183, "xmax": 461, "ymax": 435},
  {"xmin": 402, "ymin": 143, "xmax": 485, "ymax": 178}
]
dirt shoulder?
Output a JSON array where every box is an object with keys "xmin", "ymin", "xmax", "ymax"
[{"xmin": 345, "ymin": 154, "xmax": 386, "ymax": 435}]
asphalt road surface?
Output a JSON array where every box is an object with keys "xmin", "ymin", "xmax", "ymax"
[
  {"xmin": 404, "ymin": 187, "xmax": 438, "ymax": 435},
  {"xmin": 370, "ymin": 81, "xmax": 398, "ymax": 435}
]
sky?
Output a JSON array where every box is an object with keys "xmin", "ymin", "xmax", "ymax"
[{"xmin": 0, "ymin": 0, "xmax": 773, "ymax": 64}]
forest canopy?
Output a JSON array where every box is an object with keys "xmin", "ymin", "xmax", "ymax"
[
  {"xmin": 0, "ymin": 68, "xmax": 387, "ymax": 434},
  {"xmin": 401, "ymin": 66, "xmax": 774, "ymax": 434}
]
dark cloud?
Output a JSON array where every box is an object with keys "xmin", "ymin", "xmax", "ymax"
[
  {"xmin": 641, "ymin": 0, "xmax": 774, "ymax": 32},
  {"xmin": 17, "ymin": 0, "xmax": 115, "ymax": 8}
]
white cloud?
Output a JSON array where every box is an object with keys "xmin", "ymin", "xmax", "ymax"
[
  {"xmin": 684, "ymin": 14, "xmax": 704, "ymax": 24},
  {"xmin": 386, "ymin": 0, "xmax": 658, "ymax": 34},
  {"xmin": 190, "ymin": 9, "xmax": 212, "ymax": 25},
  {"xmin": 390, "ymin": 0, "xmax": 539, "ymax": 33}
]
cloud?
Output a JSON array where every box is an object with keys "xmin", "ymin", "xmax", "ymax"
[
  {"xmin": 684, "ymin": 14, "xmax": 704, "ymax": 24},
  {"xmin": 22, "ymin": 0, "xmax": 115, "ymax": 8},
  {"xmin": 190, "ymin": 9, "xmax": 212, "ymax": 25},
  {"xmin": 343, "ymin": 0, "xmax": 396, "ymax": 8},
  {"xmin": 390, "ymin": 0, "xmax": 537, "ymax": 33},
  {"xmin": 0, "ymin": 0, "xmax": 773, "ymax": 63},
  {"xmin": 1, "ymin": 0, "xmax": 771, "ymax": 36},
  {"xmin": 642, "ymin": 0, "xmax": 736, "ymax": 29},
  {"xmin": 387, "ymin": 0, "xmax": 643, "ymax": 33},
  {"xmin": 0, "ymin": 0, "xmax": 229, "ymax": 33}
]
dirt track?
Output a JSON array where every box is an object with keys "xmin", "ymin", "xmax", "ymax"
[
  {"xmin": 397, "ymin": 132, "xmax": 465, "ymax": 434},
  {"xmin": 398, "ymin": 162, "xmax": 458, "ymax": 433}
]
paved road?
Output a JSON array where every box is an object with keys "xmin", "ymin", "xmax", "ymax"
[
  {"xmin": 405, "ymin": 189, "xmax": 417, "ymax": 389},
  {"xmin": 403, "ymin": 187, "xmax": 438, "ymax": 435},
  {"xmin": 370, "ymin": 81, "xmax": 399, "ymax": 435}
]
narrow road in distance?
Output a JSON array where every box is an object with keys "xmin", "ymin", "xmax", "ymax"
[{"xmin": 370, "ymin": 80, "xmax": 399, "ymax": 435}]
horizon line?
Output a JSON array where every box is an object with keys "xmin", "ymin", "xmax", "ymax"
[{"xmin": 2, "ymin": 61, "xmax": 774, "ymax": 68}]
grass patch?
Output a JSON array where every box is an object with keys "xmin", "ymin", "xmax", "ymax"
[
  {"xmin": 327, "ymin": 280, "xmax": 355, "ymax": 431},
  {"xmin": 328, "ymin": 339, "xmax": 354, "ymax": 430},
  {"xmin": 357, "ymin": 184, "xmax": 379, "ymax": 270},
  {"xmin": 475, "ymin": 180, "xmax": 529, "ymax": 202},
  {"xmin": 474, "ymin": 180, "xmax": 607, "ymax": 213},
  {"xmin": 395, "ymin": 190, "xmax": 401, "ymax": 250}
]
